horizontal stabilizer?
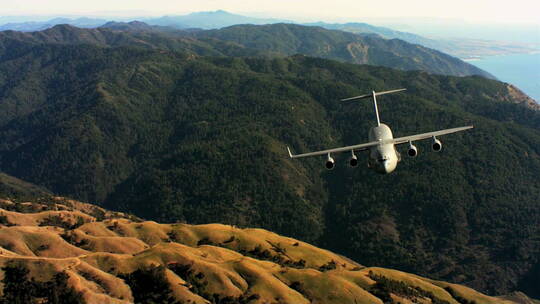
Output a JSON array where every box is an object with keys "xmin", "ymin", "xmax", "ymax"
[
  {"xmin": 374, "ymin": 88, "xmax": 407, "ymax": 97},
  {"xmin": 341, "ymin": 93, "xmax": 372, "ymax": 101},
  {"xmin": 287, "ymin": 146, "xmax": 293, "ymax": 158},
  {"xmin": 341, "ymin": 88, "xmax": 406, "ymax": 102}
]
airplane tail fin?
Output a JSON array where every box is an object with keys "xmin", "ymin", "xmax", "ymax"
[{"xmin": 341, "ymin": 88, "xmax": 406, "ymax": 126}]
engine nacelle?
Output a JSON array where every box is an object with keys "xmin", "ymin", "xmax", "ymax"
[
  {"xmin": 407, "ymin": 142, "xmax": 418, "ymax": 157},
  {"xmin": 325, "ymin": 154, "xmax": 335, "ymax": 170},
  {"xmin": 432, "ymin": 137, "xmax": 443, "ymax": 152},
  {"xmin": 349, "ymin": 153, "xmax": 358, "ymax": 167}
]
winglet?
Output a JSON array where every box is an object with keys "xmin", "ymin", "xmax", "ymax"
[{"xmin": 287, "ymin": 146, "xmax": 294, "ymax": 158}]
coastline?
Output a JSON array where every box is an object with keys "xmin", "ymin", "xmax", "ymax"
[
  {"xmin": 461, "ymin": 49, "xmax": 540, "ymax": 61},
  {"xmin": 466, "ymin": 52, "xmax": 540, "ymax": 102}
]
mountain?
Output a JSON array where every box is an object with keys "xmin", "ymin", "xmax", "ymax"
[
  {"xmin": 0, "ymin": 17, "xmax": 107, "ymax": 32},
  {"xmin": 0, "ymin": 24, "xmax": 269, "ymax": 58},
  {"xmin": 0, "ymin": 172, "xmax": 50, "ymax": 199},
  {"xmin": 0, "ymin": 37, "xmax": 539, "ymax": 298},
  {"xmin": 0, "ymin": 11, "xmax": 286, "ymax": 32},
  {"xmin": 309, "ymin": 22, "xmax": 540, "ymax": 59},
  {"xmin": 0, "ymin": 21, "xmax": 53, "ymax": 32},
  {"xmin": 306, "ymin": 21, "xmax": 435, "ymax": 47},
  {"xmin": 193, "ymin": 23, "xmax": 494, "ymax": 78},
  {"xmin": 0, "ymin": 195, "xmax": 526, "ymax": 304},
  {"xmin": 2, "ymin": 11, "xmax": 535, "ymax": 59},
  {"xmin": 143, "ymin": 10, "xmax": 290, "ymax": 29},
  {"xmin": 0, "ymin": 23, "xmax": 493, "ymax": 78},
  {"xmin": 100, "ymin": 20, "xmax": 179, "ymax": 33}
]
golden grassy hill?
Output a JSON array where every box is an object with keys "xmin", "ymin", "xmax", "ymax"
[{"xmin": 0, "ymin": 197, "xmax": 526, "ymax": 304}]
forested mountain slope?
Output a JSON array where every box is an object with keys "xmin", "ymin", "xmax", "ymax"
[
  {"xmin": 0, "ymin": 23, "xmax": 267, "ymax": 58},
  {"xmin": 0, "ymin": 23, "xmax": 493, "ymax": 78},
  {"xmin": 307, "ymin": 22, "xmax": 540, "ymax": 59},
  {"xmin": 196, "ymin": 23, "xmax": 494, "ymax": 78},
  {"xmin": 0, "ymin": 42, "xmax": 538, "ymax": 298}
]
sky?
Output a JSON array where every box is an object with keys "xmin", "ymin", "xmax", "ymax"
[{"xmin": 2, "ymin": 0, "xmax": 540, "ymax": 25}]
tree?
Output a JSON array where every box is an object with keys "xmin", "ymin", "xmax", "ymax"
[
  {"xmin": 1, "ymin": 264, "xmax": 34, "ymax": 304},
  {"xmin": 120, "ymin": 266, "xmax": 179, "ymax": 304}
]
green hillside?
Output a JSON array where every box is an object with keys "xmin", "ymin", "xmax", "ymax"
[
  {"xmin": 0, "ymin": 172, "xmax": 50, "ymax": 199},
  {"xmin": 0, "ymin": 23, "xmax": 270, "ymax": 59},
  {"xmin": 194, "ymin": 23, "xmax": 493, "ymax": 78},
  {"xmin": 0, "ymin": 23, "xmax": 493, "ymax": 78},
  {"xmin": 0, "ymin": 40, "xmax": 538, "ymax": 298}
]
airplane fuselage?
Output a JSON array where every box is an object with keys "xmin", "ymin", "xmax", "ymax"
[{"xmin": 367, "ymin": 123, "xmax": 400, "ymax": 174}]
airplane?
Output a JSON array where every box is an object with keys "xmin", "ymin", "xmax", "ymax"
[{"xmin": 286, "ymin": 88, "xmax": 473, "ymax": 174}]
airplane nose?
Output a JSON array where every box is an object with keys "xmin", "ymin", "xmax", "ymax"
[
  {"xmin": 383, "ymin": 159, "xmax": 396, "ymax": 174},
  {"xmin": 383, "ymin": 160, "xmax": 390, "ymax": 171}
]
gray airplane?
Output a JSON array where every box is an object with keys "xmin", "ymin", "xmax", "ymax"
[{"xmin": 287, "ymin": 88, "xmax": 473, "ymax": 174}]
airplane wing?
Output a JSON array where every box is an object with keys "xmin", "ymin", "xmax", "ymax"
[
  {"xmin": 287, "ymin": 125, "xmax": 473, "ymax": 159},
  {"xmin": 392, "ymin": 126, "xmax": 474, "ymax": 145},
  {"xmin": 287, "ymin": 140, "xmax": 380, "ymax": 159}
]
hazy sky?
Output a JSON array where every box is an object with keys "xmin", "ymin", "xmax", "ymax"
[{"xmin": 3, "ymin": 0, "xmax": 540, "ymax": 24}]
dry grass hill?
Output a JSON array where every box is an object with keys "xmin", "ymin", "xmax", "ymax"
[{"xmin": 0, "ymin": 197, "xmax": 531, "ymax": 304}]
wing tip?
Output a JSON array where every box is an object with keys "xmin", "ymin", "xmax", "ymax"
[{"xmin": 287, "ymin": 146, "xmax": 294, "ymax": 158}]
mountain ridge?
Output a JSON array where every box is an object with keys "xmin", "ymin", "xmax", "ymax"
[
  {"xmin": 0, "ymin": 40, "xmax": 539, "ymax": 297},
  {"xmin": 307, "ymin": 22, "xmax": 540, "ymax": 58},
  {"xmin": 144, "ymin": 10, "xmax": 291, "ymax": 29},
  {"xmin": 0, "ymin": 10, "xmax": 288, "ymax": 32},
  {"xmin": 0, "ymin": 23, "xmax": 495, "ymax": 78},
  {"xmin": 1, "ymin": 10, "xmax": 536, "ymax": 59},
  {"xmin": 180, "ymin": 22, "xmax": 495, "ymax": 78}
]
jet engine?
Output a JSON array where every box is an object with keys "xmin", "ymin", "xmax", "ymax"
[
  {"xmin": 407, "ymin": 142, "xmax": 418, "ymax": 157},
  {"xmin": 325, "ymin": 154, "xmax": 335, "ymax": 170},
  {"xmin": 432, "ymin": 137, "xmax": 442, "ymax": 152},
  {"xmin": 349, "ymin": 152, "xmax": 358, "ymax": 167}
]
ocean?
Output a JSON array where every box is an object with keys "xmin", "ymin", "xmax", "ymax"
[{"xmin": 466, "ymin": 53, "xmax": 540, "ymax": 102}]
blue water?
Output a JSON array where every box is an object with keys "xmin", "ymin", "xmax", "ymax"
[{"xmin": 467, "ymin": 53, "xmax": 540, "ymax": 102}]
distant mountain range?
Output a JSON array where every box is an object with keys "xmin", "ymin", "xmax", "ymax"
[
  {"xmin": 0, "ymin": 17, "xmax": 107, "ymax": 32},
  {"xmin": 144, "ymin": 9, "xmax": 290, "ymax": 29},
  {"xmin": 0, "ymin": 22, "xmax": 493, "ymax": 78},
  {"xmin": 309, "ymin": 22, "xmax": 540, "ymax": 59},
  {"xmin": 0, "ymin": 10, "xmax": 537, "ymax": 58},
  {"xmin": 0, "ymin": 10, "xmax": 289, "ymax": 32}
]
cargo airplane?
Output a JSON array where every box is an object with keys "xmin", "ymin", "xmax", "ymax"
[{"xmin": 287, "ymin": 89, "xmax": 473, "ymax": 174}]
